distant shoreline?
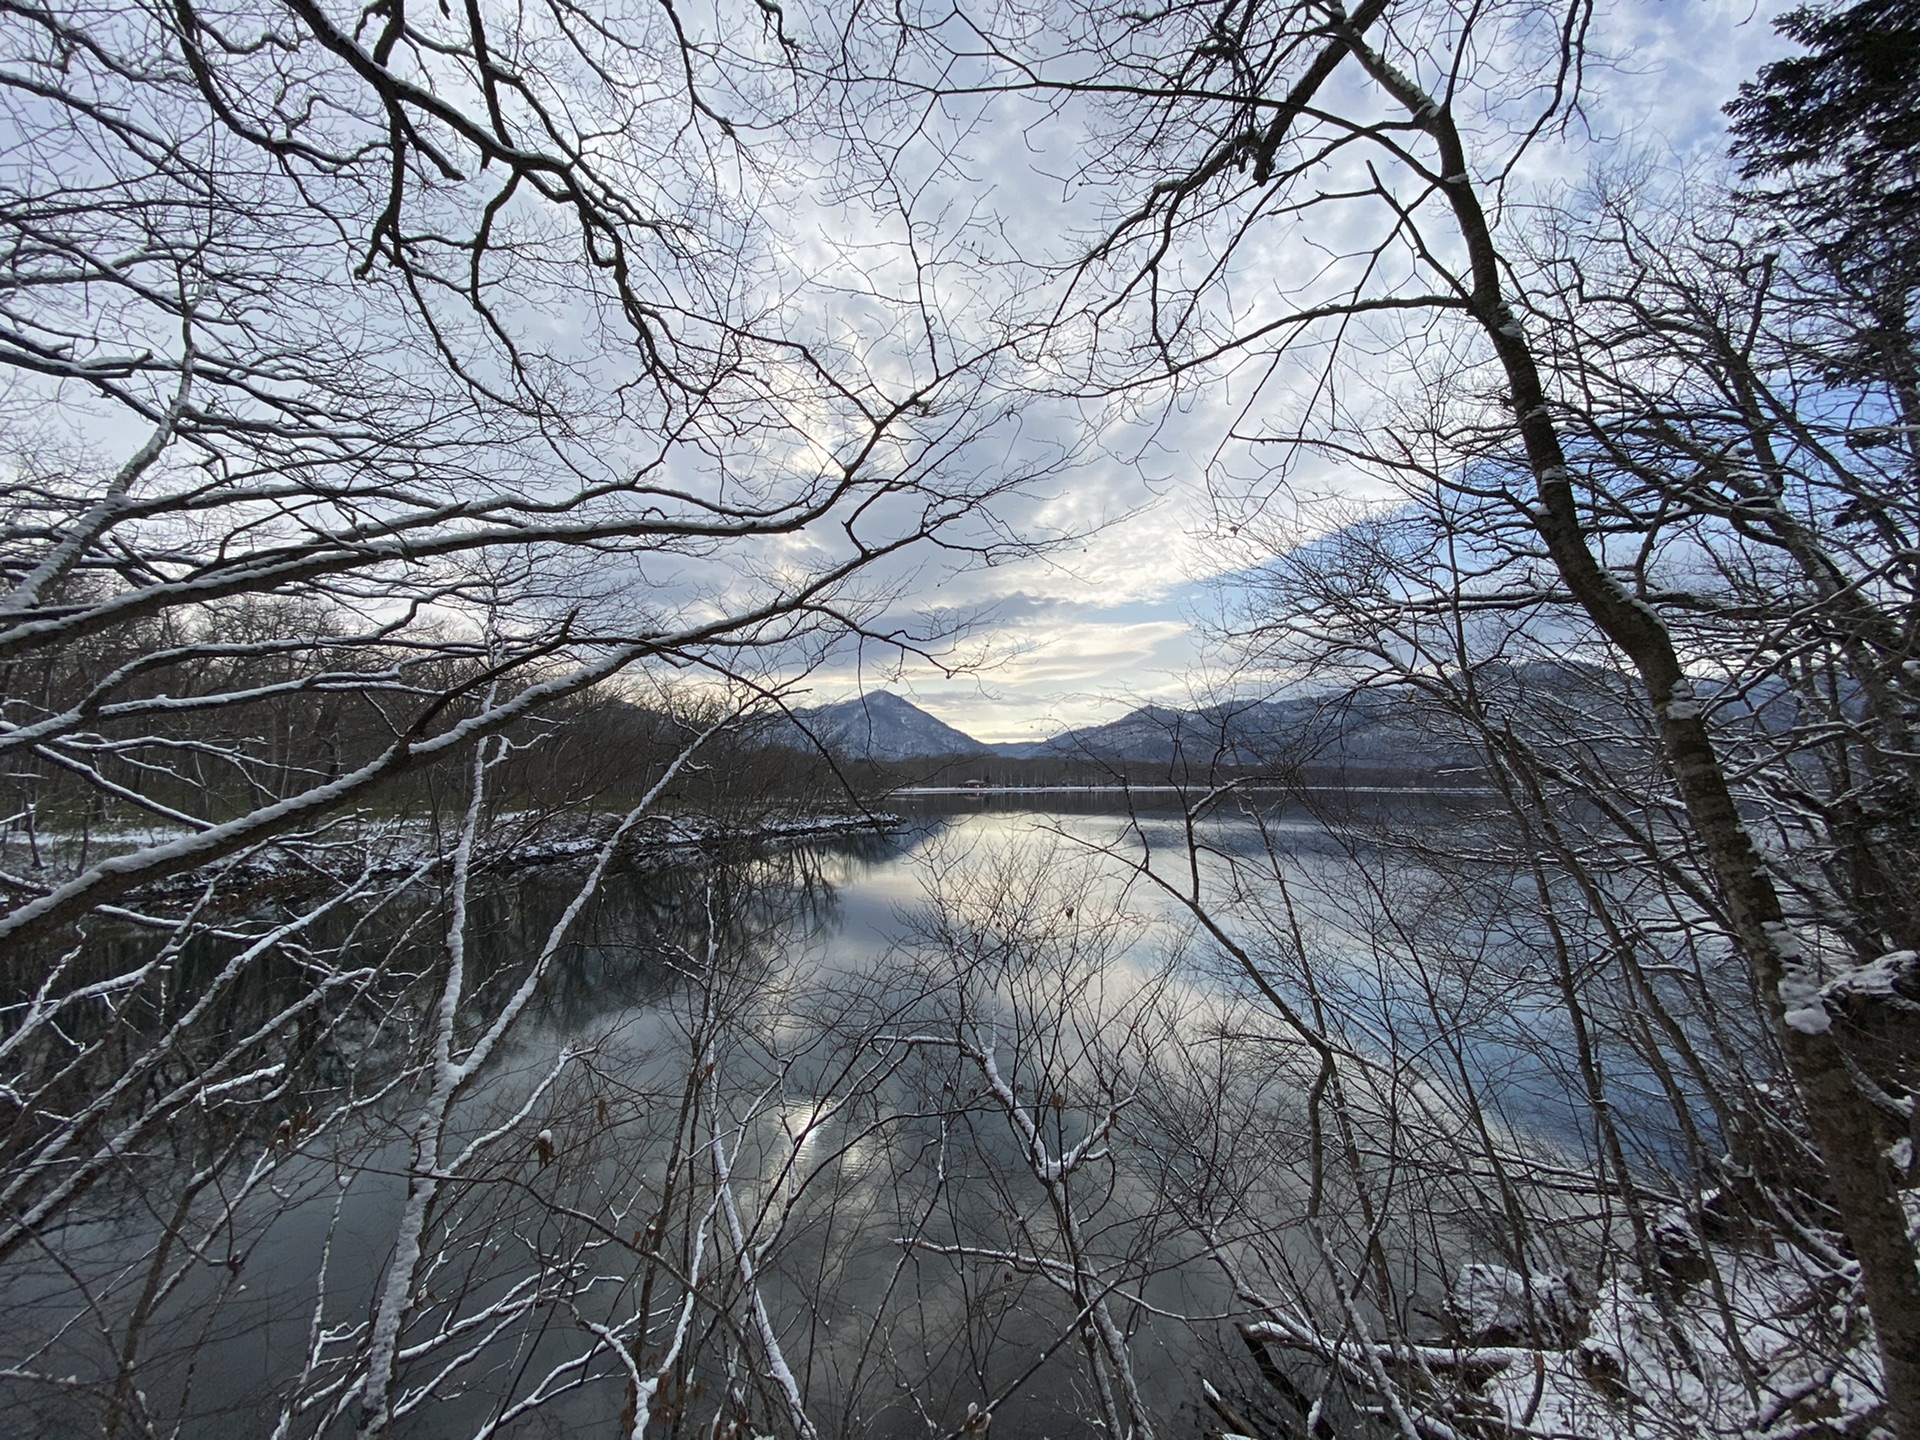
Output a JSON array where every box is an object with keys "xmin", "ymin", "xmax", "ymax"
[{"xmin": 1, "ymin": 809, "xmax": 905, "ymax": 913}]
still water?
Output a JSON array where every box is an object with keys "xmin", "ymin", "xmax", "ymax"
[{"xmin": 4, "ymin": 791, "xmax": 1614, "ymax": 1440}]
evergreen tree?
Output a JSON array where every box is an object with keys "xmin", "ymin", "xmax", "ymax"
[
  {"xmin": 1728, "ymin": 0, "xmax": 1920, "ymax": 248},
  {"xmin": 1727, "ymin": 0, "xmax": 1920, "ymax": 439}
]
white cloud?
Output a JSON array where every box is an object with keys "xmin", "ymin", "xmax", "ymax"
[{"xmin": 757, "ymin": 0, "xmax": 1803, "ymax": 737}]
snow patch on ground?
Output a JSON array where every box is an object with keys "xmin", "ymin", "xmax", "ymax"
[
  {"xmin": 1, "ymin": 809, "xmax": 902, "ymax": 906},
  {"xmin": 1445, "ymin": 1237, "xmax": 1881, "ymax": 1439},
  {"xmin": 1447, "ymin": 1264, "xmax": 1585, "ymax": 1347}
]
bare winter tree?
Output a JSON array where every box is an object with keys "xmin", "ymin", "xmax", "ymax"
[
  {"xmin": 0, "ymin": 0, "xmax": 1066, "ymax": 937},
  {"xmin": 822, "ymin": 0, "xmax": 1920, "ymax": 1432},
  {"xmin": 0, "ymin": 0, "xmax": 1074, "ymax": 1433},
  {"xmin": 10, "ymin": 0, "xmax": 1918, "ymax": 1436}
]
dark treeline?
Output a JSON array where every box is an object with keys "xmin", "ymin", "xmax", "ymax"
[{"xmin": 0, "ymin": 589, "xmax": 873, "ymax": 852}]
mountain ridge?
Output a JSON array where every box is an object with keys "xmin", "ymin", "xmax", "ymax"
[
  {"xmin": 770, "ymin": 662, "xmax": 1694, "ymax": 768},
  {"xmin": 768, "ymin": 687, "xmax": 1433, "ymax": 766}
]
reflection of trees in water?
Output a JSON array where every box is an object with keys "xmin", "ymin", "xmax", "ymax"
[
  {"xmin": 4, "ymin": 799, "xmax": 1827, "ymax": 1440},
  {"xmin": 0, "ymin": 830, "xmax": 884, "ymax": 1439},
  {"xmin": 481, "ymin": 841, "xmax": 855, "ymax": 1032},
  {"xmin": 511, "ymin": 836, "xmax": 1214, "ymax": 1440},
  {"xmin": 0, "ymin": 810, "xmax": 1263, "ymax": 1440}
]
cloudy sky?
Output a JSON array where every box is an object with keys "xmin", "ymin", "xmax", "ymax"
[{"xmin": 781, "ymin": 0, "xmax": 1798, "ymax": 744}]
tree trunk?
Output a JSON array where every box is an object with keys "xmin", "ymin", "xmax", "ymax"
[{"xmin": 1353, "ymin": 52, "xmax": 1920, "ymax": 1432}]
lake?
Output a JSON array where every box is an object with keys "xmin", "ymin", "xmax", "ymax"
[{"xmin": 0, "ymin": 789, "xmax": 1666, "ymax": 1440}]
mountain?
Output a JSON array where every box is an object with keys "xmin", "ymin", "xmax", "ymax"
[
  {"xmin": 765, "ymin": 663, "xmax": 1657, "ymax": 770},
  {"xmin": 765, "ymin": 687, "xmax": 1464, "ymax": 768},
  {"xmin": 1013, "ymin": 663, "xmax": 1651, "ymax": 770},
  {"xmin": 1007, "ymin": 691, "xmax": 1436, "ymax": 767},
  {"xmin": 780, "ymin": 691, "xmax": 994, "ymax": 761}
]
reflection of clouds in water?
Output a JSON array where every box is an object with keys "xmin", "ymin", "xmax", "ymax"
[{"xmin": 16, "ymin": 798, "xmax": 1599, "ymax": 1440}]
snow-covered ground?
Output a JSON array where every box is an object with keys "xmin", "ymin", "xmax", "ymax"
[{"xmin": 0, "ymin": 807, "xmax": 902, "ymax": 904}]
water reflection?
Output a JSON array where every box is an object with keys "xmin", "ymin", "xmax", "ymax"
[{"xmin": 0, "ymin": 791, "xmax": 1681, "ymax": 1440}]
